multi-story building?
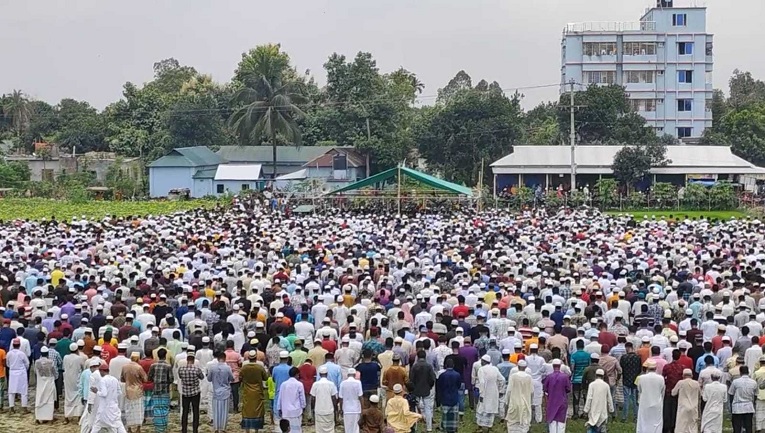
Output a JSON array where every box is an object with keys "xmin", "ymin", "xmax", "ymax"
[{"xmin": 561, "ymin": 0, "xmax": 714, "ymax": 139}]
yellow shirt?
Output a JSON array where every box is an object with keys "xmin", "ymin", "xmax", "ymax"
[
  {"xmin": 0, "ymin": 349, "xmax": 5, "ymax": 378},
  {"xmin": 385, "ymin": 395, "xmax": 421, "ymax": 433},
  {"xmin": 98, "ymin": 338, "xmax": 119, "ymax": 347},
  {"xmin": 51, "ymin": 269, "xmax": 65, "ymax": 286},
  {"xmin": 483, "ymin": 291, "xmax": 497, "ymax": 306}
]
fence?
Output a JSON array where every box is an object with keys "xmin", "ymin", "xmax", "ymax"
[{"xmin": 493, "ymin": 192, "xmax": 757, "ymax": 212}]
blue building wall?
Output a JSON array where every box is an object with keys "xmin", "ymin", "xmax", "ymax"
[
  {"xmin": 149, "ymin": 167, "xmax": 194, "ymax": 197},
  {"xmin": 561, "ymin": 7, "xmax": 713, "ymax": 138},
  {"xmin": 213, "ymin": 180, "xmax": 265, "ymax": 195}
]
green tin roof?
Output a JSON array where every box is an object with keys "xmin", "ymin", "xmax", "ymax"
[
  {"xmin": 216, "ymin": 146, "xmax": 354, "ymax": 164},
  {"xmin": 149, "ymin": 146, "xmax": 226, "ymax": 168},
  {"xmin": 192, "ymin": 168, "xmax": 217, "ymax": 179}
]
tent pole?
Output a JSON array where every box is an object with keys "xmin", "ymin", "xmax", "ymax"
[{"xmin": 397, "ymin": 164, "xmax": 402, "ymax": 215}]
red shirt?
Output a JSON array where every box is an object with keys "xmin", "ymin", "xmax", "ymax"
[
  {"xmin": 321, "ymin": 339, "xmax": 337, "ymax": 354},
  {"xmin": 452, "ymin": 305, "xmax": 469, "ymax": 320},
  {"xmin": 139, "ymin": 358, "xmax": 154, "ymax": 390},
  {"xmin": 598, "ymin": 331, "xmax": 617, "ymax": 351},
  {"xmin": 678, "ymin": 355, "xmax": 693, "ymax": 371},
  {"xmin": 298, "ymin": 363, "xmax": 317, "ymax": 395},
  {"xmin": 711, "ymin": 335, "xmax": 724, "ymax": 353},
  {"xmin": 101, "ymin": 343, "xmax": 117, "ymax": 364}
]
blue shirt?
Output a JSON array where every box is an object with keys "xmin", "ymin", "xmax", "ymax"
[
  {"xmin": 436, "ymin": 368, "xmax": 462, "ymax": 407},
  {"xmin": 695, "ymin": 352, "xmax": 719, "ymax": 373},
  {"xmin": 355, "ymin": 361, "xmax": 381, "ymax": 392},
  {"xmin": 272, "ymin": 363, "xmax": 292, "ymax": 398},
  {"xmin": 207, "ymin": 361, "xmax": 234, "ymax": 399},
  {"xmin": 319, "ymin": 361, "xmax": 343, "ymax": 391},
  {"xmin": 571, "ymin": 350, "xmax": 591, "ymax": 384}
]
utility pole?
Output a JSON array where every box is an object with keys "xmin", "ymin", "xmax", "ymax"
[{"xmin": 569, "ymin": 79, "xmax": 577, "ymax": 189}]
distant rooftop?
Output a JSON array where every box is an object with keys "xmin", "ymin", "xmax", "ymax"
[{"xmin": 564, "ymin": 21, "xmax": 656, "ymax": 34}]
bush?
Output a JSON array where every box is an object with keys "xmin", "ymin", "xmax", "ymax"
[
  {"xmin": 595, "ymin": 178, "xmax": 618, "ymax": 209},
  {"xmin": 652, "ymin": 182, "xmax": 677, "ymax": 209},
  {"xmin": 681, "ymin": 183, "xmax": 708, "ymax": 209},
  {"xmin": 710, "ymin": 181, "xmax": 737, "ymax": 209}
]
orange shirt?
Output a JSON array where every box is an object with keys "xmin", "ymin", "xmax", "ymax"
[{"xmin": 0, "ymin": 349, "xmax": 5, "ymax": 378}]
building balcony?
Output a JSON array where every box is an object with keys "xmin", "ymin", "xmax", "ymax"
[{"xmin": 564, "ymin": 21, "xmax": 656, "ymax": 34}]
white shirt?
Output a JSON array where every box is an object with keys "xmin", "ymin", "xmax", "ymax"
[
  {"xmin": 338, "ymin": 377, "xmax": 363, "ymax": 414},
  {"xmin": 310, "ymin": 377, "xmax": 338, "ymax": 415}
]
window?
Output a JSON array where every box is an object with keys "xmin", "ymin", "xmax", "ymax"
[
  {"xmin": 706, "ymin": 99, "xmax": 713, "ymax": 112},
  {"xmin": 630, "ymin": 99, "xmax": 657, "ymax": 112},
  {"xmin": 678, "ymin": 42, "xmax": 693, "ymax": 55},
  {"xmin": 583, "ymin": 42, "xmax": 617, "ymax": 56},
  {"xmin": 677, "ymin": 127, "xmax": 693, "ymax": 138},
  {"xmin": 706, "ymin": 42, "xmax": 713, "ymax": 56},
  {"xmin": 672, "ymin": 13, "xmax": 687, "ymax": 26},
  {"xmin": 623, "ymin": 42, "xmax": 657, "ymax": 56},
  {"xmin": 678, "ymin": 70, "xmax": 693, "ymax": 83},
  {"xmin": 677, "ymin": 99, "xmax": 693, "ymax": 112},
  {"xmin": 241, "ymin": 184, "xmax": 250, "ymax": 191},
  {"xmin": 625, "ymin": 71, "xmax": 656, "ymax": 84},
  {"xmin": 216, "ymin": 184, "xmax": 224, "ymax": 194},
  {"xmin": 584, "ymin": 71, "xmax": 616, "ymax": 84}
]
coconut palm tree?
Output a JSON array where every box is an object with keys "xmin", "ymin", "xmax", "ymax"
[
  {"xmin": 228, "ymin": 45, "xmax": 305, "ymax": 179},
  {"xmin": 2, "ymin": 90, "xmax": 32, "ymax": 138}
]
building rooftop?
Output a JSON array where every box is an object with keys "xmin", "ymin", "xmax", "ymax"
[
  {"xmin": 216, "ymin": 146, "xmax": 355, "ymax": 164},
  {"xmin": 149, "ymin": 146, "xmax": 225, "ymax": 168},
  {"xmin": 492, "ymin": 145, "xmax": 765, "ymax": 175},
  {"xmin": 563, "ymin": 21, "xmax": 656, "ymax": 34}
]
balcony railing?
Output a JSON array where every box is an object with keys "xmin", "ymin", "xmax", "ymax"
[{"xmin": 564, "ymin": 21, "xmax": 656, "ymax": 33}]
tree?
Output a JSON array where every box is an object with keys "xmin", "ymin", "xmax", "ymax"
[
  {"xmin": 415, "ymin": 71, "xmax": 524, "ymax": 186},
  {"xmin": 524, "ymin": 102, "xmax": 561, "ymax": 145},
  {"xmin": 559, "ymin": 85, "xmax": 657, "ymax": 145},
  {"xmin": 612, "ymin": 142, "xmax": 670, "ymax": 188},
  {"xmin": 728, "ymin": 69, "xmax": 765, "ymax": 109},
  {"xmin": 228, "ymin": 44, "xmax": 306, "ymax": 178},
  {"xmin": 54, "ymin": 99, "xmax": 106, "ymax": 153},
  {"xmin": 2, "ymin": 90, "xmax": 32, "ymax": 139},
  {"xmin": 437, "ymin": 70, "xmax": 472, "ymax": 103}
]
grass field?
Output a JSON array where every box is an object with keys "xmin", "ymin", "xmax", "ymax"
[
  {"xmin": 0, "ymin": 198, "xmax": 220, "ymax": 221},
  {"xmin": 606, "ymin": 209, "xmax": 748, "ymax": 220}
]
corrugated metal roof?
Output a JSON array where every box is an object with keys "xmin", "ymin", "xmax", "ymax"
[
  {"xmin": 193, "ymin": 168, "xmax": 216, "ymax": 179},
  {"xmin": 214, "ymin": 164, "xmax": 262, "ymax": 181},
  {"xmin": 303, "ymin": 148, "xmax": 366, "ymax": 168},
  {"xmin": 491, "ymin": 145, "xmax": 765, "ymax": 175},
  {"xmin": 148, "ymin": 146, "xmax": 226, "ymax": 167},
  {"xmin": 217, "ymin": 146, "xmax": 354, "ymax": 164},
  {"xmin": 275, "ymin": 169, "xmax": 308, "ymax": 181}
]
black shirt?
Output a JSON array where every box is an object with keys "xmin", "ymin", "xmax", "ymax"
[{"xmin": 444, "ymin": 353, "xmax": 467, "ymax": 377}]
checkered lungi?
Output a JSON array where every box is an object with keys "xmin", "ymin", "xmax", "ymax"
[
  {"xmin": 476, "ymin": 410, "xmax": 496, "ymax": 427},
  {"xmin": 756, "ymin": 400, "xmax": 765, "ymax": 431},
  {"xmin": 123, "ymin": 396, "xmax": 144, "ymax": 427},
  {"xmin": 441, "ymin": 405, "xmax": 459, "ymax": 432}
]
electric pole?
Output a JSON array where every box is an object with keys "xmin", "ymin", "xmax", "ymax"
[{"xmin": 569, "ymin": 79, "xmax": 577, "ymax": 190}]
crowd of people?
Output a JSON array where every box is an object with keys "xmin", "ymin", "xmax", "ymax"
[{"xmin": 1, "ymin": 206, "xmax": 765, "ymax": 433}]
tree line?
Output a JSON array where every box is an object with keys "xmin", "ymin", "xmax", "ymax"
[{"xmin": 1, "ymin": 44, "xmax": 763, "ymax": 187}]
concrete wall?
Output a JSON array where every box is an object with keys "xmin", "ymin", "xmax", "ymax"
[{"xmin": 149, "ymin": 166, "xmax": 194, "ymax": 197}]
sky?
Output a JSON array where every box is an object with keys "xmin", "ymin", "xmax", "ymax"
[{"xmin": 1, "ymin": 0, "xmax": 763, "ymax": 110}]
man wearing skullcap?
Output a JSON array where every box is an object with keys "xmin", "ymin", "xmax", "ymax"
[
  {"xmin": 63, "ymin": 342, "xmax": 85, "ymax": 421},
  {"xmin": 637, "ymin": 360, "xmax": 665, "ymax": 433},
  {"xmin": 148, "ymin": 348, "xmax": 173, "ymax": 433},
  {"xmin": 543, "ymin": 359, "xmax": 570, "ymax": 433},
  {"xmin": 385, "ymin": 383, "xmax": 421, "ymax": 433},
  {"xmin": 208, "ymin": 350, "xmax": 234, "ymax": 433},
  {"xmin": 121, "ymin": 352, "xmax": 148, "ymax": 433},
  {"xmin": 89, "ymin": 362, "xmax": 127, "ymax": 433},
  {"xmin": 34, "ymin": 346, "xmax": 57, "ymax": 423},
  {"xmin": 504, "ymin": 360, "xmax": 532, "ymax": 433},
  {"xmin": 7, "ymin": 338, "xmax": 29, "ymax": 412},
  {"xmin": 476, "ymin": 353, "xmax": 506, "ymax": 432},
  {"xmin": 177, "ymin": 351, "xmax": 204, "ymax": 433},
  {"xmin": 240, "ymin": 350, "xmax": 268, "ymax": 433},
  {"xmin": 310, "ymin": 365, "xmax": 338, "ymax": 433},
  {"xmin": 700, "ymin": 373, "xmax": 727, "ymax": 433},
  {"xmin": 729, "ymin": 365, "xmax": 757, "ymax": 433},
  {"xmin": 671, "ymin": 368, "xmax": 700, "ymax": 433},
  {"xmin": 584, "ymin": 369, "xmax": 613, "ymax": 433},
  {"xmin": 277, "ymin": 367, "xmax": 306, "ymax": 433},
  {"xmin": 359, "ymin": 393, "xmax": 384, "ymax": 433}
]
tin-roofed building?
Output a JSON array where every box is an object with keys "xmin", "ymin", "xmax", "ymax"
[{"xmin": 148, "ymin": 146, "xmax": 226, "ymax": 197}]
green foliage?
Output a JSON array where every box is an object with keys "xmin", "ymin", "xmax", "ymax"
[
  {"xmin": 627, "ymin": 191, "xmax": 646, "ymax": 208},
  {"xmin": 515, "ymin": 186, "xmax": 534, "ymax": 206},
  {"xmin": 651, "ymin": 182, "xmax": 677, "ymax": 208},
  {"xmin": 568, "ymin": 190, "xmax": 588, "ymax": 207},
  {"xmin": 415, "ymin": 71, "xmax": 523, "ymax": 186},
  {"xmin": 0, "ymin": 198, "xmax": 220, "ymax": 221},
  {"xmin": 54, "ymin": 99, "xmax": 106, "ymax": 152},
  {"xmin": 524, "ymin": 102, "xmax": 560, "ymax": 145},
  {"xmin": 594, "ymin": 178, "xmax": 618, "ymax": 209},
  {"xmin": 681, "ymin": 183, "xmax": 708, "ymax": 207},
  {"xmin": 559, "ymin": 85, "xmax": 658, "ymax": 145},
  {"xmin": 612, "ymin": 142, "xmax": 669, "ymax": 188},
  {"xmin": 0, "ymin": 161, "xmax": 31, "ymax": 188},
  {"xmin": 709, "ymin": 181, "xmax": 737, "ymax": 209}
]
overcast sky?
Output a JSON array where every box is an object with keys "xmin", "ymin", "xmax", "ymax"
[{"xmin": 1, "ymin": 0, "xmax": 762, "ymax": 110}]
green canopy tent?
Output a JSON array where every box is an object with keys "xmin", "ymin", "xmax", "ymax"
[{"xmin": 324, "ymin": 166, "xmax": 473, "ymax": 213}]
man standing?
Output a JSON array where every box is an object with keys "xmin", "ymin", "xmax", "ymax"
[
  {"xmin": 240, "ymin": 351, "xmax": 269, "ymax": 433},
  {"xmin": 63, "ymin": 342, "xmax": 85, "ymax": 422},
  {"xmin": 382, "ymin": 354, "xmax": 408, "ymax": 403},
  {"xmin": 35, "ymin": 346, "xmax": 57, "ymax": 423},
  {"xmin": 754, "ymin": 356, "xmax": 765, "ymax": 433},
  {"xmin": 661, "ymin": 350, "xmax": 685, "ymax": 433},
  {"xmin": 277, "ymin": 367, "xmax": 306, "ymax": 433},
  {"xmin": 584, "ymin": 369, "xmax": 614, "ymax": 433},
  {"xmin": 524, "ymin": 344, "xmax": 546, "ymax": 424},
  {"xmin": 671, "ymin": 369, "xmax": 700, "ymax": 433},
  {"xmin": 637, "ymin": 360, "xmax": 665, "ymax": 433},
  {"xmin": 7, "ymin": 338, "xmax": 29, "ymax": 412},
  {"xmin": 410, "ymin": 350, "xmax": 437, "ymax": 432},
  {"xmin": 505, "ymin": 360, "xmax": 533, "ymax": 433},
  {"xmin": 543, "ymin": 359, "xmax": 571, "ymax": 433},
  {"xmin": 89, "ymin": 363, "xmax": 128, "ymax": 433},
  {"xmin": 177, "ymin": 352, "xmax": 205, "ymax": 433},
  {"xmin": 121, "ymin": 353, "xmax": 147, "ymax": 433},
  {"xmin": 208, "ymin": 350, "xmax": 234, "ymax": 433},
  {"xmin": 476, "ymin": 354, "xmax": 506, "ymax": 432},
  {"xmin": 339, "ymin": 368, "xmax": 363, "ymax": 433},
  {"xmin": 435, "ymin": 358, "xmax": 462, "ymax": 433},
  {"xmin": 701, "ymin": 373, "xmax": 727, "ymax": 433},
  {"xmin": 729, "ymin": 366, "xmax": 757, "ymax": 433},
  {"xmin": 148, "ymin": 348, "xmax": 173, "ymax": 433},
  {"xmin": 311, "ymin": 366, "xmax": 339, "ymax": 433}
]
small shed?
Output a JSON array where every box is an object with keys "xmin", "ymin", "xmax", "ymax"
[
  {"xmin": 148, "ymin": 146, "xmax": 225, "ymax": 197},
  {"xmin": 213, "ymin": 164, "xmax": 264, "ymax": 195}
]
